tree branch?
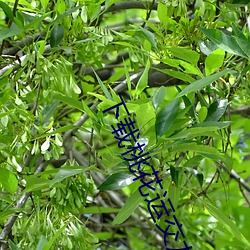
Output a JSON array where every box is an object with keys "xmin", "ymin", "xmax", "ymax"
[
  {"xmin": 0, "ymin": 45, "xmax": 50, "ymax": 78},
  {"xmin": 2, "ymin": 32, "xmax": 46, "ymax": 56},
  {"xmin": 219, "ymin": 162, "xmax": 250, "ymax": 193}
]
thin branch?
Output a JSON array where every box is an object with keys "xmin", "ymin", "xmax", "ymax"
[
  {"xmin": 0, "ymin": 45, "xmax": 51, "ymax": 78},
  {"xmin": 239, "ymin": 183, "xmax": 250, "ymax": 206},
  {"xmin": 198, "ymin": 170, "xmax": 219, "ymax": 197},
  {"xmin": 219, "ymin": 162, "xmax": 250, "ymax": 193},
  {"xmin": 0, "ymin": 54, "xmax": 26, "ymax": 77},
  {"xmin": 142, "ymin": 0, "xmax": 156, "ymax": 28},
  {"xmin": 2, "ymin": 32, "xmax": 46, "ymax": 56}
]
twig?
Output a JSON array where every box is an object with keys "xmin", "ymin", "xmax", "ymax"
[
  {"xmin": 142, "ymin": 0, "xmax": 156, "ymax": 28},
  {"xmin": 219, "ymin": 162, "xmax": 250, "ymax": 193},
  {"xmin": 198, "ymin": 170, "xmax": 219, "ymax": 197},
  {"xmin": 0, "ymin": 45, "xmax": 51, "ymax": 78},
  {"xmin": 2, "ymin": 32, "xmax": 46, "ymax": 56},
  {"xmin": 239, "ymin": 183, "xmax": 250, "ymax": 206}
]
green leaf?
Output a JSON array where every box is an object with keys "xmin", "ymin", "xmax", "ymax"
[
  {"xmin": 0, "ymin": 25, "xmax": 23, "ymax": 42},
  {"xmin": 24, "ymin": 177, "xmax": 51, "ymax": 192},
  {"xmin": 170, "ymin": 126, "xmax": 221, "ymax": 139},
  {"xmin": 134, "ymin": 59, "xmax": 150, "ymax": 98},
  {"xmin": 183, "ymin": 155, "xmax": 203, "ymax": 168},
  {"xmin": 203, "ymin": 201, "xmax": 250, "ymax": 248},
  {"xmin": 0, "ymin": 209, "xmax": 23, "ymax": 223},
  {"xmin": 170, "ymin": 143, "xmax": 230, "ymax": 166},
  {"xmin": 230, "ymin": 24, "xmax": 250, "ymax": 58},
  {"xmin": 168, "ymin": 47, "xmax": 200, "ymax": 65},
  {"xmin": 177, "ymin": 89, "xmax": 195, "ymax": 119},
  {"xmin": 42, "ymin": 223, "xmax": 69, "ymax": 250},
  {"xmin": 198, "ymin": 106, "xmax": 208, "ymax": 122},
  {"xmin": 36, "ymin": 236, "xmax": 48, "ymax": 250},
  {"xmin": 234, "ymin": 35, "xmax": 250, "ymax": 58},
  {"xmin": 50, "ymin": 166, "xmax": 86, "ymax": 186},
  {"xmin": 179, "ymin": 61, "xmax": 203, "ymax": 76},
  {"xmin": 50, "ymin": 24, "xmax": 64, "ymax": 47},
  {"xmin": 8, "ymin": 241, "xmax": 22, "ymax": 250},
  {"xmin": 40, "ymin": 0, "xmax": 49, "ymax": 9},
  {"xmin": 41, "ymin": 101, "xmax": 60, "ymax": 125},
  {"xmin": 193, "ymin": 121, "xmax": 231, "ymax": 129},
  {"xmin": 155, "ymin": 99, "xmax": 179, "ymax": 137},
  {"xmin": 53, "ymin": 5, "xmax": 83, "ymax": 24},
  {"xmin": 0, "ymin": 2, "xmax": 14, "ymax": 21},
  {"xmin": 185, "ymin": 167, "xmax": 204, "ymax": 187},
  {"xmin": 112, "ymin": 188, "xmax": 144, "ymax": 224},
  {"xmin": 231, "ymin": 24, "xmax": 247, "ymax": 40},
  {"xmin": 176, "ymin": 69, "xmax": 231, "ymax": 98},
  {"xmin": 205, "ymin": 49, "xmax": 225, "ymax": 75},
  {"xmin": 205, "ymin": 99, "xmax": 228, "ymax": 122},
  {"xmin": 232, "ymin": 0, "xmax": 250, "ymax": 4},
  {"xmin": 168, "ymin": 183, "xmax": 180, "ymax": 208},
  {"xmin": 25, "ymin": 12, "xmax": 52, "ymax": 30},
  {"xmin": 200, "ymin": 28, "xmax": 247, "ymax": 58},
  {"xmin": 53, "ymin": 92, "xmax": 84, "ymax": 112},
  {"xmin": 156, "ymin": 67, "xmax": 195, "ymax": 83},
  {"xmin": 93, "ymin": 70, "xmax": 112, "ymax": 100},
  {"xmin": 98, "ymin": 172, "xmax": 134, "ymax": 191},
  {"xmin": 157, "ymin": 1, "xmax": 168, "ymax": 24},
  {"xmin": 0, "ymin": 168, "xmax": 18, "ymax": 194},
  {"xmin": 199, "ymin": 39, "xmax": 218, "ymax": 55},
  {"xmin": 80, "ymin": 206, "xmax": 120, "ymax": 214},
  {"xmin": 138, "ymin": 27, "xmax": 157, "ymax": 48},
  {"xmin": 88, "ymin": 92, "xmax": 114, "ymax": 105},
  {"xmin": 151, "ymin": 86, "xmax": 166, "ymax": 111},
  {"xmin": 170, "ymin": 166, "xmax": 181, "ymax": 186}
]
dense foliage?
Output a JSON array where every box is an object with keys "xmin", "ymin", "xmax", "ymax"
[{"xmin": 0, "ymin": 0, "xmax": 250, "ymax": 249}]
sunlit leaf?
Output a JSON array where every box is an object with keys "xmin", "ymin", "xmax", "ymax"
[
  {"xmin": 151, "ymin": 86, "xmax": 166, "ymax": 111},
  {"xmin": 50, "ymin": 166, "xmax": 86, "ymax": 186},
  {"xmin": 0, "ymin": 168, "xmax": 18, "ymax": 194},
  {"xmin": 98, "ymin": 172, "xmax": 134, "ymax": 191},
  {"xmin": 205, "ymin": 49, "xmax": 225, "ymax": 75},
  {"xmin": 200, "ymin": 28, "xmax": 247, "ymax": 58},
  {"xmin": 112, "ymin": 189, "xmax": 144, "ymax": 225},
  {"xmin": 134, "ymin": 59, "xmax": 151, "ymax": 98},
  {"xmin": 168, "ymin": 47, "xmax": 200, "ymax": 65},
  {"xmin": 177, "ymin": 70, "xmax": 231, "ymax": 97}
]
